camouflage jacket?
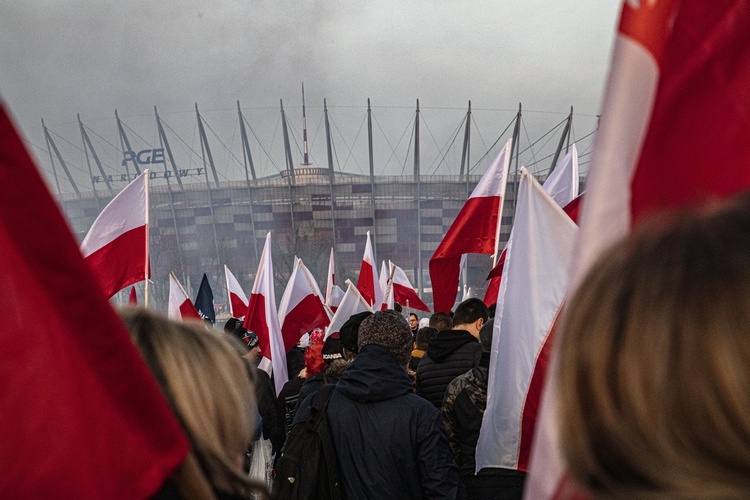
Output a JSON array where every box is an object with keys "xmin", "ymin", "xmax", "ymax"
[{"xmin": 441, "ymin": 351, "xmax": 490, "ymax": 475}]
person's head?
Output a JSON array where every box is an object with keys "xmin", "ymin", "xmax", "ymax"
[
  {"xmin": 558, "ymin": 195, "xmax": 750, "ymax": 498},
  {"xmin": 231, "ymin": 325, "xmax": 260, "ymax": 362},
  {"xmin": 358, "ymin": 310, "xmax": 412, "ymax": 367},
  {"xmin": 415, "ymin": 326, "xmax": 438, "ymax": 351},
  {"xmin": 340, "ymin": 311, "xmax": 372, "ymax": 359},
  {"xmin": 304, "ymin": 341, "xmax": 326, "ymax": 377},
  {"xmin": 322, "ymin": 333, "xmax": 345, "ymax": 364},
  {"xmin": 119, "ymin": 308, "xmax": 260, "ymax": 496},
  {"xmin": 452, "ymin": 298, "xmax": 488, "ymax": 339},
  {"xmin": 409, "ymin": 313, "xmax": 419, "ymax": 331},
  {"xmin": 478, "ymin": 318, "xmax": 494, "ymax": 352},
  {"xmin": 429, "ymin": 312, "xmax": 453, "ymax": 332}
]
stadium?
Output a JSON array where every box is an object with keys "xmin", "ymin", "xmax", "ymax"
[{"xmin": 39, "ymin": 96, "xmax": 593, "ymax": 311}]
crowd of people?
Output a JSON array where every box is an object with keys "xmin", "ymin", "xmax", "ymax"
[{"xmin": 112, "ymin": 194, "xmax": 750, "ymax": 499}]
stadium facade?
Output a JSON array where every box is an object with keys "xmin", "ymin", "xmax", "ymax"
[{"xmin": 47, "ymin": 100, "xmax": 581, "ymax": 313}]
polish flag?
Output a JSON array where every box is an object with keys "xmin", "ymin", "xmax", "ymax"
[
  {"xmin": 80, "ymin": 170, "xmax": 149, "ymax": 298},
  {"xmin": 224, "ymin": 265, "xmax": 249, "ymax": 319},
  {"xmin": 430, "ymin": 139, "xmax": 512, "ymax": 313},
  {"xmin": 527, "ymin": 2, "xmax": 750, "ymax": 497},
  {"xmin": 0, "ymin": 101, "xmax": 188, "ymax": 497},
  {"xmin": 167, "ymin": 273, "xmax": 200, "ymax": 320},
  {"xmin": 128, "ymin": 286, "xmax": 137, "ymax": 305},
  {"xmin": 381, "ymin": 262, "xmax": 395, "ymax": 310},
  {"xmin": 324, "ymin": 247, "xmax": 344, "ymax": 311},
  {"xmin": 356, "ymin": 231, "xmax": 382, "ymax": 308},
  {"xmin": 243, "ymin": 233, "xmax": 287, "ymax": 395},
  {"xmin": 390, "ymin": 262, "xmax": 430, "ymax": 312},
  {"xmin": 476, "ymin": 169, "xmax": 577, "ymax": 474},
  {"xmin": 278, "ymin": 257, "xmax": 332, "ymax": 351},
  {"xmin": 325, "ymin": 279, "xmax": 373, "ymax": 340},
  {"xmin": 483, "ymin": 147, "xmax": 580, "ymax": 307}
]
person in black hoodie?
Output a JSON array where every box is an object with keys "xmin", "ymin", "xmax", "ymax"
[
  {"xmin": 416, "ymin": 298, "xmax": 487, "ymax": 407},
  {"xmin": 296, "ymin": 310, "xmax": 463, "ymax": 499}
]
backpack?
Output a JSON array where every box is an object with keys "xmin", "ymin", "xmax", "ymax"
[{"xmin": 272, "ymin": 383, "xmax": 341, "ymax": 500}]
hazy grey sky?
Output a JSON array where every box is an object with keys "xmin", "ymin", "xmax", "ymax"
[{"xmin": 1, "ymin": 1, "xmax": 623, "ymax": 189}]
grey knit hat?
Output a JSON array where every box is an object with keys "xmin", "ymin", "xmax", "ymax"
[{"xmin": 358, "ymin": 310, "xmax": 412, "ymax": 366}]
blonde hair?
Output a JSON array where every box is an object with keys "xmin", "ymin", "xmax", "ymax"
[
  {"xmin": 558, "ymin": 195, "xmax": 750, "ymax": 498},
  {"xmin": 119, "ymin": 308, "xmax": 263, "ymax": 497}
]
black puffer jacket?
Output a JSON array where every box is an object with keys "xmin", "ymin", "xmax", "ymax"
[
  {"xmin": 416, "ymin": 330, "xmax": 483, "ymax": 407},
  {"xmin": 325, "ymin": 344, "xmax": 463, "ymax": 499}
]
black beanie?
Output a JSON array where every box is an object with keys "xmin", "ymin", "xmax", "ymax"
[
  {"xmin": 322, "ymin": 333, "xmax": 344, "ymax": 363},
  {"xmin": 339, "ymin": 311, "xmax": 372, "ymax": 353}
]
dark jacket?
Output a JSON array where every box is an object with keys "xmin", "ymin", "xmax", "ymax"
[
  {"xmin": 321, "ymin": 344, "xmax": 463, "ymax": 499},
  {"xmin": 297, "ymin": 371, "xmax": 325, "ymax": 408},
  {"xmin": 416, "ymin": 330, "xmax": 483, "ymax": 407},
  {"xmin": 441, "ymin": 352, "xmax": 526, "ymax": 499}
]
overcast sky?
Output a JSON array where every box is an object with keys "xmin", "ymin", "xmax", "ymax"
[{"xmin": 1, "ymin": 1, "xmax": 623, "ymax": 191}]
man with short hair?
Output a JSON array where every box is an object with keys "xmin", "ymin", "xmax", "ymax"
[
  {"xmin": 409, "ymin": 312, "xmax": 419, "ymax": 335},
  {"xmin": 409, "ymin": 326, "xmax": 438, "ymax": 371},
  {"xmin": 317, "ymin": 310, "xmax": 463, "ymax": 498},
  {"xmin": 429, "ymin": 311, "xmax": 453, "ymax": 332},
  {"xmin": 416, "ymin": 298, "xmax": 487, "ymax": 407}
]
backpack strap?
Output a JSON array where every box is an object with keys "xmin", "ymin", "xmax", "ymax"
[{"xmin": 309, "ymin": 383, "xmax": 341, "ymax": 500}]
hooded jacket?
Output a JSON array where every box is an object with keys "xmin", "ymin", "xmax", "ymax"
[
  {"xmin": 325, "ymin": 344, "xmax": 463, "ymax": 499},
  {"xmin": 416, "ymin": 330, "xmax": 483, "ymax": 407}
]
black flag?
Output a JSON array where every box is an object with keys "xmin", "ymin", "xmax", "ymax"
[{"xmin": 194, "ymin": 273, "xmax": 215, "ymax": 324}]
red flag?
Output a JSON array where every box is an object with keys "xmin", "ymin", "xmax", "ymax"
[
  {"xmin": 527, "ymin": 1, "xmax": 750, "ymax": 497},
  {"xmin": 81, "ymin": 170, "xmax": 149, "ymax": 297},
  {"xmin": 167, "ymin": 272, "xmax": 200, "ymax": 320},
  {"xmin": 278, "ymin": 257, "xmax": 331, "ymax": 351},
  {"xmin": 128, "ymin": 286, "xmax": 138, "ymax": 305},
  {"xmin": 390, "ymin": 261, "xmax": 430, "ymax": 312},
  {"xmin": 243, "ymin": 233, "xmax": 287, "ymax": 395},
  {"xmin": 430, "ymin": 139, "xmax": 511, "ymax": 313},
  {"xmin": 224, "ymin": 264, "xmax": 249, "ymax": 319},
  {"xmin": 0, "ymin": 103, "xmax": 188, "ymax": 496},
  {"xmin": 356, "ymin": 231, "xmax": 382, "ymax": 307}
]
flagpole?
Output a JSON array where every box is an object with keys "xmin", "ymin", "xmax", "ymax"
[{"xmin": 144, "ymin": 169, "xmax": 150, "ymax": 308}]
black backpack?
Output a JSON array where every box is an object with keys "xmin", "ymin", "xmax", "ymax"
[{"xmin": 273, "ymin": 383, "xmax": 341, "ymax": 500}]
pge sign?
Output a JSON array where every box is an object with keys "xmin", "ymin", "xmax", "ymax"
[{"xmin": 122, "ymin": 149, "xmax": 165, "ymax": 167}]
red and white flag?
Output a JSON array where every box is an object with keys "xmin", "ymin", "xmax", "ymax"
[
  {"xmin": 484, "ymin": 146, "xmax": 579, "ymax": 307},
  {"xmin": 0, "ymin": 102, "xmax": 188, "ymax": 496},
  {"xmin": 324, "ymin": 247, "xmax": 344, "ymax": 311},
  {"xmin": 80, "ymin": 170, "xmax": 149, "ymax": 298},
  {"xmin": 356, "ymin": 231, "xmax": 382, "ymax": 308},
  {"xmin": 430, "ymin": 139, "xmax": 512, "ymax": 313},
  {"xmin": 224, "ymin": 264, "xmax": 249, "ymax": 319},
  {"xmin": 278, "ymin": 257, "xmax": 332, "ymax": 351},
  {"xmin": 381, "ymin": 261, "xmax": 395, "ymax": 310},
  {"xmin": 527, "ymin": 2, "xmax": 750, "ymax": 497},
  {"xmin": 476, "ymin": 169, "xmax": 577, "ymax": 473},
  {"xmin": 243, "ymin": 233, "xmax": 287, "ymax": 395},
  {"xmin": 167, "ymin": 272, "xmax": 200, "ymax": 320},
  {"xmin": 128, "ymin": 286, "xmax": 138, "ymax": 305},
  {"xmin": 325, "ymin": 279, "xmax": 373, "ymax": 340},
  {"xmin": 390, "ymin": 261, "xmax": 430, "ymax": 312}
]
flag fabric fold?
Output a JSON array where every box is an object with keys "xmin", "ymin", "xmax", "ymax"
[
  {"xmin": 224, "ymin": 264, "xmax": 249, "ymax": 319},
  {"xmin": 0, "ymin": 102, "xmax": 188, "ymax": 497},
  {"xmin": 243, "ymin": 233, "xmax": 287, "ymax": 395},
  {"xmin": 128, "ymin": 285, "xmax": 138, "ymax": 305},
  {"xmin": 476, "ymin": 168, "xmax": 577, "ymax": 473},
  {"xmin": 324, "ymin": 248, "xmax": 344, "ymax": 311},
  {"xmin": 278, "ymin": 257, "xmax": 332, "ymax": 351},
  {"xmin": 390, "ymin": 261, "xmax": 429, "ymax": 312},
  {"xmin": 430, "ymin": 139, "xmax": 512, "ymax": 313},
  {"xmin": 356, "ymin": 231, "xmax": 383, "ymax": 308},
  {"xmin": 168, "ymin": 273, "xmax": 200, "ymax": 321},
  {"xmin": 80, "ymin": 169, "xmax": 149, "ymax": 298},
  {"xmin": 527, "ymin": 1, "xmax": 750, "ymax": 497},
  {"xmin": 325, "ymin": 280, "xmax": 374, "ymax": 340},
  {"xmin": 194, "ymin": 273, "xmax": 215, "ymax": 324}
]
